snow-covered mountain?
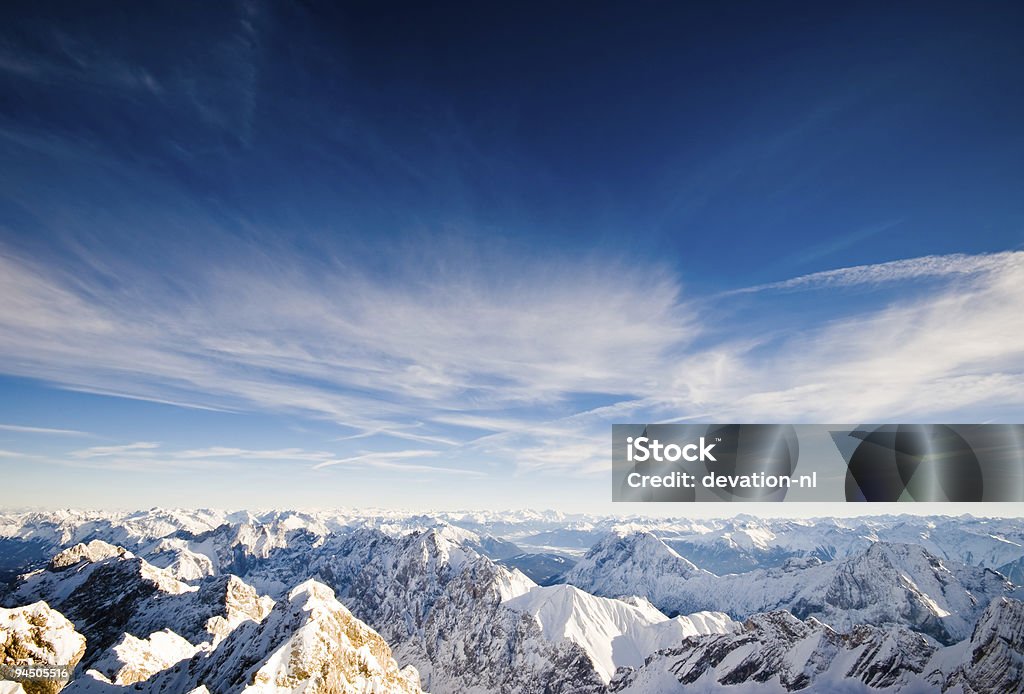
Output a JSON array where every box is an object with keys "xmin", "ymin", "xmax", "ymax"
[
  {"xmin": 1, "ymin": 509, "xmax": 1022, "ymax": 693},
  {"xmin": 567, "ymin": 532, "xmax": 1011, "ymax": 644},
  {"xmin": 609, "ymin": 598, "xmax": 1024, "ymax": 693},
  {"xmin": 4, "ymin": 509, "xmax": 1023, "ymax": 584},
  {"xmin": 3, "ymin": 540, "xmax": 273, "ymax": 670},
  {"xmin": 934, "ymin": 597, "xmax": 1024, "ymax": 692},
  {"xmin": 608, "ymin": 609, "xmax": 938, "ymax": 692},
  {"xmin": 504, "ymin": 584, "xmax": 736, "ymax": 682},
  {"xmin": 498, "ymin": 552, "xmax": 575, "ymax": 585},
  {"xmin": 561, "ymin": 530, "xmax": 712, "ymax": 610},
  {"xmin": 88, "ymin": 629, "xmax": 200, "ymax": 686},
  {"xmin": 65, "ymin": 579, "xmax": 423, "ymax": 694},
  {"xmin": 0, "ymin": 601, "xmax": 86, "ymax": 689},
  {"xmin": 324, "ymin": 526, "xmax": 611, "ymax": 693}
]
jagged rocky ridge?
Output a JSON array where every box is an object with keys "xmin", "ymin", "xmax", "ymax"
[
  {"xmin": 609, "ymin": 598, "xmax": 1024, "ymax": 693},
  {"xmin": 5, "ymin": 510, "xmax": 1024, "ymax": 582},
  {"xmin": 64, "ymin": 580, "xmax": 423, "ymax": 693},
  {"xmin": 3, "ymin": 540, "xmax": 272, "ymax": 671},
  {"xmin": 935, "ymin": 597, "xmax": 1024, "ymax": 693},
  {"xmin": 2, "ymin": 510, "xmax": 1024, "ymax": 693},
  {"xmin": 1, "ymin": 601, "xmax": 86, "ymax": 694},
  {"xmin": 566, "ymin": 530, "xmax": 1012, "ymax": 644},
  {"xmin": 318, "ymin": 526, "xmax": 640, "ymax": 692}
]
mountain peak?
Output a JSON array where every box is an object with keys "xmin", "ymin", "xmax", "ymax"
[
  {"xmin": 562, "ymin": 530, "xmax": 708, "ymax": 610},
  {"xmin": 287, "ymin": 577, "xmax": 336, "ymax": 603},
  {"xmin": 148, "ymin": 578, "xmax": 424, "ymax": 693},
  {"xmin": 941, "ymin": 596, "xmax": 1024, "ymax": 692},
  {"xmin": 0, "ymin": 601, "xmax": 87, "ymax": 682},
  {"xmin": 50, "ymin": 540, "xmax": 129, "ymax": 570}
]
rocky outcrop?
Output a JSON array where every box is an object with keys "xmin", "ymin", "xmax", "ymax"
[
  {"xmin": 570, "ymin": 535, "xmax": 1011, "ymax": 643},
  {"xmin": 609, "ymin": 610, "xmax": 937, "ymax": 692},
  {"xmin": 561, "ymin": 531, "xmax": 710, "ymax": 612},
  {"xmin": 1, "ymin": 602, "xmax": 86, "ymax": 693},
  {"xmin": 940, "ymin": 597, "xmax": 1024, "ymax": 693},
  {"xmin": 3, "ymin": 544, "xmax": 271, "ymax": 670},
  {"xmin": 88, "ymin": 630, "xmax": 199, "ymax": 685},
  {"xmin": 48, "ymin": 542, "xmax": 126, "ymax": 572},
  {"xmin": 130, "ymin": 579, "xmax": 423, "ymax": 693}
]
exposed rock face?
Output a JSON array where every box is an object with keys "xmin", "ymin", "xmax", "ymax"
[
  {"xmin": 89, "ymin": 630, "xmax": 199, "ymax": 685},
  {"xmin": 5, "ymin": 512, "xmax": 1024, "ymax": 693},
  {"xmin": 504, "ymin": 583, "xmax": 737, "ymax": 682},
  {"xmin": 412, "ymin": 558, "xmax": 607, "ymax": 694},
  {"xmin": 0, "ymin": 602, "xmax": 86, "ymax": 694},
  {"xmin": 330, "ymin": 527, "xmax": 626, "ymax": 693},
  {"xmin": 805, "ymin": 542, "xmax": 1009, "ymax": 644},
  {"xmin": 48, "ymin": 542, "xmax": 125, "ymax": 572},
  {"xmin": 569, "ymin": 535, "xmax": 1010, "ymax": 644},
  {"xmin": 561, "ymin": 531, "xmax": 710, "ymax": 611},
  {"xmin": 148, "ymin": 574, "xmax": 274, "ymax": 646},
  {"xmin": 608, "ymin": 610, "xmax": 938, "ymax": 692},
  {"xmin": 129, "ymin": 580, "xmax": 423, "ymax": 693},
  {"xmin": 3, "ymin": 544, "xmax": 271, "ymax": 670},
  {"xmin": 939, "ymin": 597, "xmax": 1024, "ymax": 693}
]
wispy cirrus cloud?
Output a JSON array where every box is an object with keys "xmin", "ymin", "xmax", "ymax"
[
  {"xmin": 730, "ymin": 251, "xmax": 1021, "ymax": 294},
  {"xmin": 673, "ymin": 251, "xmax": 1024, "ymax": 420},
  {"xmin": 174, "ymin": 447, "xmax": 334, "ymax": 461},
  {"xmin": 70, "ymin": 442, "xmax": 160, "ymax": 459},
  {"xmin": 0, "ymin": 423, "xmax": 92, "ymax": 437},
  {"xmin": 2, "ymin": 242, "xmax": 1024, "ymax": 478},
  {"xmin": 0, "ymin": 450, "xmax": 31, "ymax": 458},
  {"xmin": 51, "ymin": 441, "xmax": 480, "ymax": 477},
  {"xmin": 311, "ymin": 449, "xmax": 471, "ymax": 475},
  {"xmin": 460, "ymin": 251, "xmax": 1024, "ymax": 474},
  {"xmin": 0, "ymin": 244, "xmax": 692, "ymax": 449}
]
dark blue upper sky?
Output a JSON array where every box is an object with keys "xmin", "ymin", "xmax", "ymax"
[
  {"xmin": 1, "ymin": 1, "xmax": 1023, "ymax": 510},
  {"xmin": 4, "ymin": 2, "xmax": 1023, "ymax": 281}
]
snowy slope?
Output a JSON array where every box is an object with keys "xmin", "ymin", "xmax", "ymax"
[
  {"xmin": 609, "ymin": 598, "xmax": 1024, "ymax": 693},
  {"xmin": 569, "ymin": 533, "xmax": 1011, "ymax": 644},
  {"xmin": 608, "ymin": 610, "xmax": 939, "ymax": 692},
  {"xmin": 504, "ymin": 584, "xmax": 737, "ymax": 682},
  {"xmin": 3, "ymin": 542, "xmax": 272, "ymax": 669},
  {"xmin": 66, "ymin": 580, "xmax": 423, "ymax": 694},
  {"xmin": 2, "ymin": 510, "xmax": 1023, "ymax": 693},
  {"xmin": 88, "ymin": 629, "xmax": 200, "ymax": 685},
  {"xmin": 561, "ymin": 530, "xmax": 711, "ymax": 611},
  {"xmin": 4, "ymin": 510, "xmax": 1023, "ymax": 584},
  {"xmin": 0, "ymin": 601, "xmax": 86, "ymax": 681},
  {"xmin": 931, "ymin": 597, "xmax": 1024, "ymax": 692}
]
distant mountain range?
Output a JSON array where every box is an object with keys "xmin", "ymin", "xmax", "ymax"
[{"xmin": 0, "ymin": 509, "xmax": 1021, "ymax": 692}]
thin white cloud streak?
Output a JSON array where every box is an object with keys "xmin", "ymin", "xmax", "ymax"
[
  {"xmin": 0, "ymin": 48, "xmax": 162, "ymax": 94},
  {"xmin": 330, "ymin": 423, "xmax": 462, "ymax": 447},
  {"xmin": 52, "ymin": 441, "xmax": 476, "ymax": 477},
  {"xmin": 0, "ymin": 423, "xmax": 92, "ymax": 437},
  {"xmin": 312, "ymin": 450, "xmax": 438, "ymax": 470},
  {"xmin": 175, "ymin": 447, "xmax": 334, "ymax": 461},
  {"xmin": 311, "ymin": 449, "xmax": 480, "ymax": 476},
  {"xmin": 71, "ymin": 442, "xmax": 160, "ymax": 458},
  {"xmin": 54, "ymin": 455, "xmax": 241, "ymax": 474},
  {"xmin": 1, "ymin": 0, "xmax": 263, "ymax": 140},
  {"xmin": 343, "ymin": 460, "xmax": 484, "ymax": 477},
  {"xmin": 731, "ymin": 251, "xmax": 1021, "ymax": 294}
]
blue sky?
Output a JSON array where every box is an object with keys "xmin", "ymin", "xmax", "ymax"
[{"xmin": 1, "ymin": 1, "xmax": 1023, "ymax": 513}]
